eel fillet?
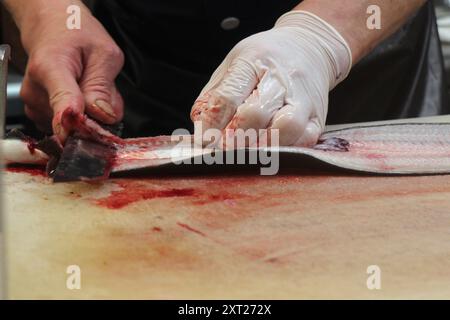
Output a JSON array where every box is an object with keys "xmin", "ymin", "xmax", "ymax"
[
  {"xmin": 110, "ymin": 123, "xmax": 450, "ymax": 175},
  {"xmin": 3, "ymin": 123, "xmax": 450, "ymax": 176}
]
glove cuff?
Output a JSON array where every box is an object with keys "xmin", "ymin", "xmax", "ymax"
[{"xmin": 275, "ymin": 10, "xmax": 353, "ymax": 89}]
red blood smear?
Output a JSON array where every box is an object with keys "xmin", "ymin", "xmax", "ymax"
[
  {"xmin": 95, "ymin": 182, "xmax": 196, "ymax": 209},
  {"xmin": 6, "ymin": 166, "xmax": 47, "ymax": 177},
  {"xmin": 192, "ymin": 193, "xmax": 244, "ymax": 205},
  {"xmin": 366, "ymin": 153, "xmax": 387, "ymax": 160},
  {"xmin": 27, "ymin": 142, "xmax": 37, "ymax": 154},
  {"xmin": 60, "ymin": 107, "xmax": 123, "ymax": 145},
  {"xmin": 177, "ymin": 222, "xmax": 207, "ymax": 237},
  {"xmin": 152, "ymin": 227, "xmax": 162, "ymax": 232}
]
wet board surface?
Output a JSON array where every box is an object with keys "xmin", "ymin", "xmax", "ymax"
[{"xmin": 3, "ymin": 116, "xmax": 450, "ymax": 299}]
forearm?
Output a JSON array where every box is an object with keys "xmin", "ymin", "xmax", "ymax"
[
  {"xmin": 296, "ymin": 0, "xmax": 427, "ymax": 64},
  {"xmin": 2, "ymin": 0, "xmax": 91, "ymax": 51},
  {"xmin": 2, "ymin": 0, "xmax": 31, "ymax": 27},
  {"xmin": 3, "ymin": 0, "xmax": 82, "ymax": 28}
]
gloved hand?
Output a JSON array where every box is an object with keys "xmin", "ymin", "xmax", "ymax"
[{"xmin": 191, "ymin": 10, "xmax": 352, "ymax": 147}]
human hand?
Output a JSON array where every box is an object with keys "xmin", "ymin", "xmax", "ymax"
[
  {"xmin": 191, "ymin": 11, "xmax": 352, "ymax": 147},
  {"xmin": 18, "ymin": 1, "xmax": 124, "ymax": 143}
]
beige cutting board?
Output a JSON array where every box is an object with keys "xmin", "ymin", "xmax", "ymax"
[{"xmin": 3, "ymin": 116, "xmax": 450, "ymax": 299}]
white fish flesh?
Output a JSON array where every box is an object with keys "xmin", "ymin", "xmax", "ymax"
[
  {"xmin": 3, "ymin": 123, "xmax": 450, "ymax": 176},
  {"xmin": 110, "ymin": 123, "xmax": 450, "ymax": 175}
]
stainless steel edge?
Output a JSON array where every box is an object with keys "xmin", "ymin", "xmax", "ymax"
[{"xmin": 0, "ymin": 44, "xmax": 11, "ymax": 300}]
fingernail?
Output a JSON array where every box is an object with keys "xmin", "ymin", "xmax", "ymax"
[
  {"xmin": 93, "ymin": 100, "xmax": 116, "ymax": 120},
  {"xmin": 54, "ymin": 123, "xmax": 61, "ymax": 135},
  {"xmin": 54, "ymin": 123, "xmax": 68, "ymax": 143}
]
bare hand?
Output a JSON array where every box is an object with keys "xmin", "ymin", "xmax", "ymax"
[{"xmin": 19, "ymin": 2, "xmax": 124, "ymax": 143}]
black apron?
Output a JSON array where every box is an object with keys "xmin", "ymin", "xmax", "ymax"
[{"xmin": 93, "ymin": 0, "xmax": 449, "ymax": 138}]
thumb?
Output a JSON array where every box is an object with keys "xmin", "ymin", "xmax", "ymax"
[
  {"xmin": 191, "ymin": 57, "xmax": 258, "ymax": 131},
  {"xmin": 81, "ymin": 48, "xmax": 125, "ymax": 125}
]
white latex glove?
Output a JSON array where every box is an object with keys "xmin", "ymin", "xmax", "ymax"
[{"xmin": 191, "ymin": 10, "xmax": 352, "ymax": 147}]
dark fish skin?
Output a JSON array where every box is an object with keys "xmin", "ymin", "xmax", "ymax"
[
  {"xmin": 313, "ymin": 137, "xmax": 350, "ymax": 152},
  {"xmin": 51, "ymin": 136, "xmax": 116, "ymax": 182}
]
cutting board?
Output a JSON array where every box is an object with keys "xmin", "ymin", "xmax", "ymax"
[{"xmin": 3, "ymin": 116, "xmax": 450, "ymax": 299}]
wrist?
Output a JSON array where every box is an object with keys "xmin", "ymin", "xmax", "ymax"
[
  {"xmin": 275, "ymin": 10, "xmax": 353, "ymax": 88},
  {"xmin": 8, "ymin": 0, "xmax": 89, "ymax": 51}
]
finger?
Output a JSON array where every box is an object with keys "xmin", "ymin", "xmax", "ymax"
[
  {"xmin": 20, "ymin": 75, "xmax": 53, "ymax": 132},
  {"xmin": 85, "ymin": 84, "xmax": 124, "ymax": 124},
  {"xmin": 293, "ymin": 118, "xmax": 322, "ymax": 147},
  {"xmin": 81, "ymin": 46, "xmax": 125, "ymax": 124},
  {"xmin": 48, "ymin": 75, "xmax": 84, "ymax": 144},
  {"xmin": 269, "ymin": 104, "xmax": 311, "ymax": 146},
  {"xmin": 191, "ymin": 58, "xmax": 259, "ymax": 131},
  {"xmin": 221, "ymin": 73, "xmax": 285, "ymax": 148},
  {"xmin": 27, "ymin": 58, "xmax": 85, "ymax": 143},
  {"xmin": 226, "ymin": 72, "xmax": 285, "ymax": 131},
  {"xmin": 20, "ymin": 75, "xmax": 51, "ymax": 113}
]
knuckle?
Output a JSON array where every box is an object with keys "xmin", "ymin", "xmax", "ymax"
[
  {"xmin": 81, "ymin": 76, "xmax": 112, "ymax": 95},
  {"xmin": 210, "ymin": 92, "xmax": 238, "ymax": 113},
  {"xmin": 24, "ymin": 105, "xmax": 36, "ymax": 120},
  {"xmin": 236, "ymin": 37, "xmax": 270, "ymax": 57},
  {"xmin": 278, "ymin": 113, "xmax": 304, "ymax": 132},
  {"xmin": 239, "ymin": 105, "xmax": 267, "ymax": 126},
  {"xmin": 48, "ymin": 90, "xmax": 74, "ymax": 107},
  {"xmin": 27, "ymin": 47, "xmax": 82, "ymax": 80},
  {"xmin": 20, "ymin": 83, "xmax": 44, "ymax": 108},
  {"xmin": 26, "ymin": 58, "xmax": 45, "ymax": 80},
  {"xmin": 19, "ymin": 85, "xmax": 32, "ymax": 103},
  {"xmin": 236, "ymin": 35, "xmax": 259, "ymax": 50},
  {"xmin": 102, "ymin": 44, "xmax": 125, "ymax": 64},
  {"xmin": 212, "ymin": 86, "xmax": 242, "ymax": 108},
  {"xmin": 27, "ymin": 47, "xmax": 59, "ymax": 75},
  {"xmin": 84, "ymin": 75, "xmax": 109, "ymax": 88}
]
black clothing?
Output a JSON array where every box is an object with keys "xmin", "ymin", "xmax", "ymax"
[{"xmin": 93, "ymin": 1, "xmax": 448, "ymax": 137}]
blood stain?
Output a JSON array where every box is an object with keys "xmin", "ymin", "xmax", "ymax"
[
  {"xmin": 6, "ymin": 166, "xmax": 47, "ymax": 177},
  {"xmin": 192, "ymin": 192, "xmax": 244, "ymax": 205},
  {"xmin": 95, "ymin": 180, "xmax": 196, "ymax": 209},
  {"xmin": 177, "ymin": 222, "xmax": 207, "ymax": 238}
]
